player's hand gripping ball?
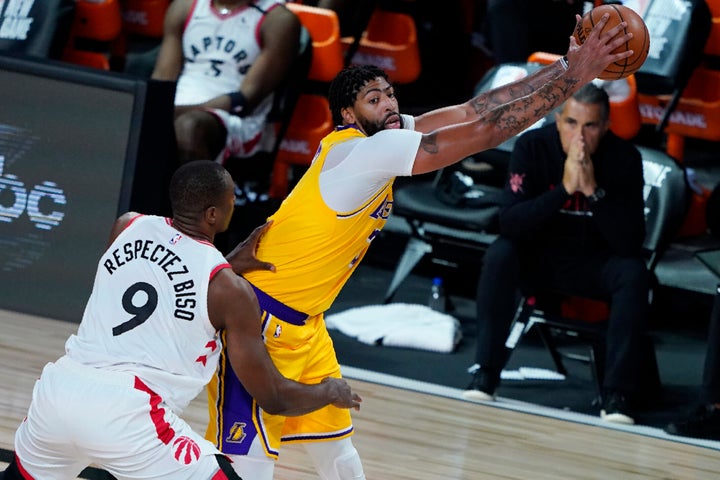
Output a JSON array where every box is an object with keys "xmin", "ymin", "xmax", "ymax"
[{"xmin": 573, "ymin": 4, "xmax": 650, "ymax": 80}]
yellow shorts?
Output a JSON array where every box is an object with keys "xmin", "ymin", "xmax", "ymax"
[{"xmin": 206, "ymin": 286, "xmax": 353, "ymax": 459}]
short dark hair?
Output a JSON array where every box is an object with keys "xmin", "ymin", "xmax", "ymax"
[
  {"xmin": 572, "ymin": 83, "xmax": 610, "ymax": 122},
  {"xmin": 169, "ymin": 160, "xmax": 228, "ymax": 216},
  {"xmin": 328, "ymin": 64, "xmax": 389, "ymax": 126}
]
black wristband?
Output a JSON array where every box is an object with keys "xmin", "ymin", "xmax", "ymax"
[{"xmin": 228, "ymin": 91, "xmax": 248, "ymax": 116}]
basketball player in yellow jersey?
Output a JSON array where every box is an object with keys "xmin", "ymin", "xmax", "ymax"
[{"xmin": 211, "ymin": 15, "xmax": 635, "ymax": 480}]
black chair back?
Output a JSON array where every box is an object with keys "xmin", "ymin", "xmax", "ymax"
[
  {"xmin": 639, "ymin": 145, "xmax": 691, "ymax": 269},
  {"xmin": 0, "ymin": 0, "xmax": 75, "ymax": 59}
]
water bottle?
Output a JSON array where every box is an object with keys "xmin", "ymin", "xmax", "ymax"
[{"xmin": 428, "ymin": 277, "xmax": 446, "ymax": 312}]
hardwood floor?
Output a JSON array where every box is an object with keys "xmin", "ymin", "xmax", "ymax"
[{"xmin": 2, "ymin": 308, "xmax": 720, "ymax": 479}]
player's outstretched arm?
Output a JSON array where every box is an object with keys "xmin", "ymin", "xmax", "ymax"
[
  {"xmin": 414, "ymin": 13, "xmax": 632, "ymax": 135},
  {"xmin": 415, "ymin": 60, "xmax": 567, "ymax": 134},
  {"xmin": 411, "ymin": 13, "xmax": 633, "ymax": 175},
  {"xmin": 208, "ymin": 270, "xmax": 361, "ymax": 416}
]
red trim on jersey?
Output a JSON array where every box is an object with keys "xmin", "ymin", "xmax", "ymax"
[
  {"xmin": 242, "ymin": 130, "xmax": 263, "ymax": 155},
  {"xmin": 210, "ymin": 0, "xmax": 254, "ymax": 20},
  {"xmin": 14, "ymin": 454, "xmax": 35, "ymax": 479},
  {"xmin": 183, "ymin": 0, "xmax": 199, "ymax": 31},
  {"xmin": 210, "ymin": 263, "xmax": 232, "ymax": 280},
  {"xmin": 211, "ymin": 469, "xmax": 230, "ymax": 479},
  {"xmin": 134, "ymin": 377, "xmax": 176, "ymax": 444}
]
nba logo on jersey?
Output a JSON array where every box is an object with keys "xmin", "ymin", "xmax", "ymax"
[
  {"xmin": 274, "ymin": 324, "xmax": 282, "ymax": 338},
  {"xmin": 170, "ymin": 233, "xmax": 182, "ymax": 245},
  {"xmin": 172, "ymin": 436, "xmax": 201, "ymax": 465}
]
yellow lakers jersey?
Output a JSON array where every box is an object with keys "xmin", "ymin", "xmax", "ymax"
[{"xmin": 243, "ymin": 127, "xmax": 394, "ymax": 315}]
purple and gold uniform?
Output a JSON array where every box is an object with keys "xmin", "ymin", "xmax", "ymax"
[{"xmin": 207, "ymin": 123, "xmax": 421, "ymax": 459}]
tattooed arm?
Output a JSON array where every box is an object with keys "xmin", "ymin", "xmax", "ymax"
[
  {"xmin": 413, "ymin": 61, "xmax": 567, "ymax": 134},
  {"xmin": 410, "ymin": 13, "xmax": 633, "ymax": 175}
]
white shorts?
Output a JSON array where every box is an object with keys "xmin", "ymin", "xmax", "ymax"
[
  {"xmin": 13, "ymin": 356, "xmax": 228, "ymax": 480},
  {"xmin": 208, "ymin": 109, "xmax": 276, "ymax": 162}
]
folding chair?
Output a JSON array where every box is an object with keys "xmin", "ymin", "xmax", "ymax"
[
  {"xmin": 342, "ymin": 8, "xmax": 421, "ymax": 84},
  {"xmin": 269, "ymin": 3, "xmax": 344, "ymax": 199},
  {"xmin": 109, "ymin": 0, "xmax": 170, "ymax": 76},
  {"xmin": 62, "ymin": 0, "xmax": 123, "ymax": 70},
  {"xmin": 383, "ymin": 164, "xmax": 504, "ymax": 303}
]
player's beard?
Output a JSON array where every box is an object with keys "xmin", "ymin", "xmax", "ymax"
[{"xmin": 357, "ymin": 113, "xmax": 403, "ymax": 136}]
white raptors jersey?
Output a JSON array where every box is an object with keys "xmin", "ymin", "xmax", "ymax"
[
  {"xmin": 65, "ymin": 215, "xmax": 231, "ymax": 412},
  {"xmin": 174, "ymin": 0, "xmax": 281, "ymax": 109}
]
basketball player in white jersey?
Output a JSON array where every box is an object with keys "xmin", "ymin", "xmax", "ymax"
[
  {"xmin": 152, "ymin": 0, "xmax": 301, "ymax": 163},
  {"xmin": 212, "ymin": 13, "xmax": 637, "ymax": 480},
  {"xmin": 1, "ymin": 161, "xmax": 360, "ymax": 480}
]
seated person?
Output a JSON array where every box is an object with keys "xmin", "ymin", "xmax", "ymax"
[
  {"xmin": 665, "ymin": 286, "xmax": 720, "ymax": 440},
  {"xmin": 464, "ymin": 83, "xmax": 650, "ymax": 425},
  {"xmin": 151, "ymin": 0, "xmax": 301, "ymax": 164}
]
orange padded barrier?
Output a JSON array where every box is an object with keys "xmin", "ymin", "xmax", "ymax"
[
  {"xmin": 606, "ymin": 74, "xmax": 641, "ymax": 140},
  {"xmin": 527, "ymin": 51, "xmax": 561, "ymax": 65},
  {"xmin": 638, "ymin": 66, "xmax": 720, "ymax": 143},
  {"xmin": 72, "ymin": 0, "xmax": 123, "ymax": 42},
  {"xmin": 120, "ymin": 0, "xmax": 169, "ymax": 38},
  {"xmin": 342, "ymin": 9, "xmax": 421, "ymax": 84},
  {"xmin": 62, "ymin": 49, "xmax": 111, "ymax": 70},
  {"xmin": 287, "ymin": 3, "xmax": 344, "ymax": 83},
  {"xmin": 706, "ymin": 0, "xmax": 720, "ymax": 56},
  {"xmin": 62, "ymin": 0, "xmax": 123, "ymax": 70},
  {"xmin": 270, "ymin": 94, "xmax": 334, "ymax": 198}
]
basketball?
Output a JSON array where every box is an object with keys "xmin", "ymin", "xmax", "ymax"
[{"xmin": 573, "ymin": 4, "xmax": 650, "ymax": 80}]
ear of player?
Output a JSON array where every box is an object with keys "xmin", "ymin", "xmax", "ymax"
[{"xmin": 574, "ymin": 4, "xmax": 650, "ymax": 80}]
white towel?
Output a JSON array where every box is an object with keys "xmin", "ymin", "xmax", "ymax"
[{"xmin": 325, "ymin": 303, "xmax": 462, "ymax": 353}]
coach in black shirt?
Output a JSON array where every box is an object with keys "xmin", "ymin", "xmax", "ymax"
[{"xmin": 464, "ymin": 83, "xmax": 649, "ymax": 425}]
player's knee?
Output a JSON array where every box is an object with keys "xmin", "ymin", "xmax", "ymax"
[
  {"xmin": 305, "ymin": 439, "xmax": 365, "ymax": 480},
  {"xmin": 333, "ymin": 449, "xmax": 365, "ymax": 480}
]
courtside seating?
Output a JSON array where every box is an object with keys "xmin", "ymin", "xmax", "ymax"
[
  {"xmin": 110, "ymin": 0, "xmax": 170, "ymax": 76},
  {"xmin": 341, "ymin": 8, "xmax": 421, "ymax": 84},
  {"xmin": 634, "ymin": 0, "xmax": 713, "ymax": 161},
  {"xmin": 632, "ymin": 0, "xmax": 714, "ymax": 236},
  {"xmin": 502, "ymin": 145, "xmax": 690, "ymax": 401},
  {"xmin": 62, "ymin": 0, "xmax": 123, "ymax": 70},
  {"xmin": 287, "ymin": 2, "xmax": 344, "ymax": 84},
  {"xmin": 270, "ymin": 3, "xmax": 343, "ymax": 198}
]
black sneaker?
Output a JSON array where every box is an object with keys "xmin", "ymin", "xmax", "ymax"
[
  {"xmin": 463, "ymin": 366, "xmax": 500, "ymax": 402},
  {"xmin": 600, "ymin": 390, "xmax": 635, "ymax": 425},
  {"xmin": 665, "ymin": 404, "xmax": 720, "ymax": 440}
]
